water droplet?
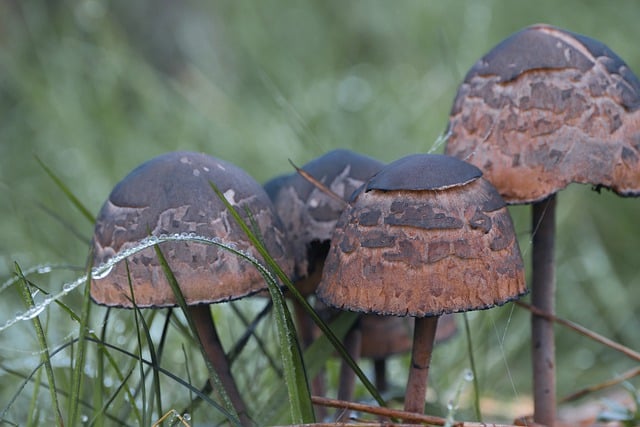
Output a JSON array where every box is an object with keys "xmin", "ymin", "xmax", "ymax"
[
  {"xmin": 463, "ymin": 369, "xmax": 474, "ymax": 382},
  {"xmin": 81, "ymin": 414, "xmax": 89, "ymax": 423},
  {"xmin": 37, "ymin": 265, "xmax": 52, "ymax": 274},
  {"xmin": 183, "ymin": 413, "xmax": 191, "ymax": 421},
  {"xmin": 92, "ymin": 264, "xmax": 113, "ymax": 280}
]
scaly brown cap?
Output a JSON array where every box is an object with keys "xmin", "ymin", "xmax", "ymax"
[
  {"xmin": 445, "ymin": 24, "xmax": 640, "ymax": 203},
  {"xmin": 266, "ymin": 149, "xmax": 384, "ymax": 293},
  {"xmin": 91, "ymin": 151, "xmax": 293, "ymax": 308},
  {"xmin": 317, "ymin": 154, "xmax": 526, "ymax": 317}
]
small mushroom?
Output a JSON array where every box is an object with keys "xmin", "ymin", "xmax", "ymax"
[
  {"xmin": 359, "ymin": 314, "xmax": 457, "ymax": 393},
  {"xmin": 266, "ymin": 150, "xmax": 384, "ymax": 419},
  {"xmin": 317, "ymin": 153, "xmax": 526, "ymax": 417},
  {"xmin": 445, "ymin": 23, "xmax": 640, "ymax": 426},
  {"xmin": 266, "ymin": 149, "xmax": 385, "ymax": 295},
  {"xmin": 91, "ymin": 151, "xmax": 292, "ymax": 426}
]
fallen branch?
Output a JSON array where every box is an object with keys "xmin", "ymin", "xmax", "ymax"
[
  {"xmin": 515, "ymin": 301, "xmax": 640, "ymax": 362},
  {"xmin": 309, "ymin": 395, "xmax": 543, "ymax": 427},
  {"xmin": 560, "ymin": 365, "xmax": 640, "ymax": 403}
]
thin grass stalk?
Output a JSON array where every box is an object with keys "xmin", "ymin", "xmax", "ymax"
[
  {"xmin": 462, "ymin": 313, "xmax": 482, "ymax": 421},
  {"xmin": 229, "ymin": 302, "xmax": 281, "ymax": 375},
  {"xmin": 0, "ymin": 342, "xmax": 131, "ymax": 426},
  {"xmin": 131, "ymin": 305, "xmax": 163, "ymax": 420},
  {"xmin": 35, "ymin": 155, "xmax": 96, "ymax": 224},
  {"xmin": 181, "ymin": 344, "xmax": 195, "ymax": 423},
  {"xmin": 124, "ymin": 261, "xmax": 152, "ymax": 426},
  {"xmin": 26, "ymin": 362, "xmax": 43, "ymax": 427},
  {"xmin": 85, "ymin": 337, "xmax": 236, "ymax": 418},
  {"xmin": 153, "ymin": 245, "xmax": 243, "ymax": 426},
  {"xmin": 68, "ymin": 260, "xmax": 94, "ymax": 426},
  {"xmin": 16, "ymin": 281, "xmax": 142, "ymax": 424},
  {"xmin": 14, "ymin": 263, "xmax": 65, "ymax": 427}
]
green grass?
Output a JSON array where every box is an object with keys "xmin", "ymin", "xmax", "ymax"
[{"xmin": 1, "ymin": 1, "xmax": 640, "ymax": 425}]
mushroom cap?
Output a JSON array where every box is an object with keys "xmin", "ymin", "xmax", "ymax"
[
  {"xmin": 91, "ymin": 151, "xmax": 293, "ymax": 308},
  {"xmin": 267, "ymin": 149, "xmax": 384, "ymax": 288},
  {"xmin": 445, "ymin": 24, "xmax": 640, "ymax": 204},
  {"xmin": 316, "ymin": 154, "xmax": 527, "ymax": 317}
]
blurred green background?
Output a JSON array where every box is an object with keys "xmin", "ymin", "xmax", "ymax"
[{"xmin": 1, "ymin": 0, "xmax": 639, "ymax": 424}]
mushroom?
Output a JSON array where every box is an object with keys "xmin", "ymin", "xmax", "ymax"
[
  {"xmin": 91, "ymin": 151, "xmax": 293, "ymax": 426},
  {"xmin": 265, "ymin": 149, "xmax": 384, "ymax": 419},
  {"xmin": 359, "ymin": 313, "xmax": 457, "ymax": 393},
  {"xmin": 445, "ymin": 23, "xmax": 640, "ymax": 425},
  {"xmin": 317, "ymin": 153, "xmax": 527, "ymax": 417},
  {"xmin": 266, "ymin": 149, "xmax": 385, "ymax": 296}
]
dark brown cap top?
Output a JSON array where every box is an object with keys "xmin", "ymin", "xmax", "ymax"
[
  {"xmin": 446, "ymin": 24, "xmax": 640, "ymax": 203},
  {"xmin": 316, "ymin": 154, "xmax": 526, "ymax": 317},
  {"xmin": 364, "ymin": 154, "xmax": 482, "ymax": 192},
  {"xmin": 92, "ymin": 151, "xmax": 293, "ymax": 308},
  {"xmin": 267, "ymin": 150, "xmax": 384, "ymax": 286}
]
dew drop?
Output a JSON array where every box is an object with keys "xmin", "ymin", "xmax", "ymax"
[
  {"xmin": 463, "ymin": 369, "xmax": 474, "ymax": 382},
  {"xmin": 92, "ymin": 264, "xmax": 113, "ymax": 280},
  {"xmin": 183, "ymin": 413, "xmax": 191, "ymax": 421},
  {"xmin": 446, "ymin": 400, "xmax": 454, "ymax": 411},
  {"xmin": 37, "ymin": 265, "xmax": 52, "ymax": 274}
]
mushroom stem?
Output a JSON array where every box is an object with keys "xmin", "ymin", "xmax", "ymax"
[
  {"xmin": 336, "ymin": 325, "xmax": 362, "ymax": 422},
  {"xmin": 404, "ymin": 316, "xmax": 439, "ymax": 417},
  {"xmin": 190, "ymin": 305, "xmax": 252, "ymax": 426},
  {"xmin": 531, "ymin": 195, "xmax": 557, "ymax": 426},
  {"xmin": 373, "ymin": 358, "xmax": 388, "ymax": 392}
]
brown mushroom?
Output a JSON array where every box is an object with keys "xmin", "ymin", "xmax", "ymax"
[
  {"xmin": 265, "ymin": 149, "xmax": 384, "ymax": 419},
  {"xmin": 266, "ymin": 149, "xmax": 385, "ymax": 295},
  {"xmin": 445, "ymin": 23, "xmax": 640, "ymax": 425},
  {"xmin": 91, "ymin": 151, "xmax": 292, "ymax": 426},
  {"xmin": 317, "ymin": 153, "xmax": 526, "ymax": 417},
  {"xmin": 359, "ymin": 313, "xmax": 457, "ymax": 393}
]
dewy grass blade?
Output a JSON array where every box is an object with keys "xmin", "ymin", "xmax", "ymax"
[
  {"xmin": 131, "ymin": 304, "xmax": 163, "ymax": 420},
  {"xmin": 68, "ymin": 259, "xmax": 94, "ymax": 427},
  {"xmin": 209, "ymin": 181, "xmax": 386, "ymax": 408},
  {"xmin": 34, "ymin": 155, "xmax": 96, "ymax": 224},
  {"xmin": 14, "ymin": 262, "xmax": 65, "ymax": 427},
  {"xmin": 23, "ymin": 280, "xmax": 142, "ymax": 424},
  {"xmin": 257, "ymin": 311, "xmax": 359, "ymax": 426},
  {"xmin": 209, "ymin": 182, "xmax": 315, "ymax": 424},
  {"xmin": 153, "ymin": 244, "xmax": 242, "ymax": 426}
]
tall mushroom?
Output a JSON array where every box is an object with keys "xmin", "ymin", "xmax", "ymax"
[
  {"xmin": 317, "ymin": 153, "xmax": 527, "ymax": 417},
  {"xmin": 445, "ymin": 24, "xmax": 640, "ymax": 426},
  {"xmin": 91, "ymin": 151, "xmax": 293, "ymax": 426}
]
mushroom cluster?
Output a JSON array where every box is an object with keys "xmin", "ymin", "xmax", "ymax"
[{"xmin": 85, "ymin": 22, "xmax": 639, "ymax": 427}]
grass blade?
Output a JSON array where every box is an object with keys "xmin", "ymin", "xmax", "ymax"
[
  {"xmin": 68, "ymin": 260, "xmax": 94, "ymax": 426},
  {"xmin": 153, "ymin": 244, "xmax": 242, "ymax": 426},
  {"xmin": 14, "ymin": 262, "xmax": 65, "ymax": 427},
  {"xmin": 34, "ymin": 155, "xmax": 96, "ymax": 224}
]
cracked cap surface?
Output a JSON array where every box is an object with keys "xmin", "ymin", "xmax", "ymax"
[
  {"xmin": 91, "ymin": 151, "xmax": 293, "ymax": 308},
  {"xmin": 317, "ymin": 154, "xmax": 527, "ymax": 317},
  {"xmin": 446, "ymin": 24, "xmax": 640, "ymax": 203}
]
